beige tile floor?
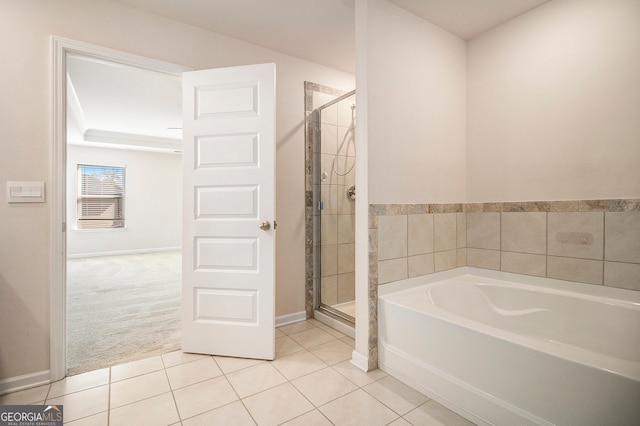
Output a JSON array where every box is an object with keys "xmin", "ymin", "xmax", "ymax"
[{"xmin": 0, "ymin": 320, "xmax": 474, "ymax": 425}]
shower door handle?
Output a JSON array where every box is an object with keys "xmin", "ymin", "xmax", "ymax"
[{"xmin": 259, "ymin": 220, "xmax": 271, "ymax": 231}]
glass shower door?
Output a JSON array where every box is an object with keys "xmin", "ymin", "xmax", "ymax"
[{"xmin": 313, "ymin": 90, "xmax": 356, "ymax": 323}]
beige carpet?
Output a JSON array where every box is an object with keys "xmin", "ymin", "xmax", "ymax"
[{"xmin": 66, "ymin": 251, "xmax": 181, "ymax": 375}]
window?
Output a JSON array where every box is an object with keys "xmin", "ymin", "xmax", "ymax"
[{"xmin": 77, "ymin": 164, "xmax": 125, "ymax": 229}]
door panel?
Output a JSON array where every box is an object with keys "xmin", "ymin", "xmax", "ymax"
[
  {"xmin": 197, "ymin": 133, "xmax": 258, "ymax": 167},
  {"xmin": 196, "ymin": 186, "xmax": 258, "ymax": 218},
  {"xmin": 182, "ymin": 63, "xmax": 275, "ymax": 360}
]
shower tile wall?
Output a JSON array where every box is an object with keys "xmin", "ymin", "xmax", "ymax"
[
  {"xmin": 318, "ymin": 95, "xmax": 356, "ymax": 308},
  {"xmin": 304, "ymin": 82, "xmax": 348, "ymax": 318}
]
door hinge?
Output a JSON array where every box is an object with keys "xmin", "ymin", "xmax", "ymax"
[{"xmin": 62, "ymin": 222, "xmax": 66, "ymax": 232}]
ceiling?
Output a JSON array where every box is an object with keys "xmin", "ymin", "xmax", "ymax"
[
  {"xmin": 67, "ymin": 54, "xmax": 183, "ymax": 152},
  {"xmin": 69, "ymin": 0, "xmax": 551, "ymax": 152},
  {"xmin": 112, "ymin": 0, "xmax": 551, "ymax": 74}
]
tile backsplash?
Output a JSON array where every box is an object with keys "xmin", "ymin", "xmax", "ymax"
[
  {"xmin": 370, "ymin": 199, "xmax": 640, "ymax": 292},
  {"xmin": 370, "ymin": 204, "xmax": 466, "ymax": 285}
]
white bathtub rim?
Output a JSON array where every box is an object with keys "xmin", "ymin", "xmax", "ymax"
[
  {"xmin": 378, "ymin": 267, "xmax": 469, "ymax": 296},
  {"xmin": 427, "ymin": 276, "xmax": 640, "ymax": 310},
  {"xmin": 383, "ymin": 276, "xmax": 640, "ymax": 317},
  {"xmin": 379, "ymin": 269, "xmax": 640, "ymax": 382},
  {"xmin": 469, "ymin": 267, "xmax": 640, "ymax": 303},
  {"xmin": 379, "ymin": 267, "xmax": 640, "ymax": 304}
]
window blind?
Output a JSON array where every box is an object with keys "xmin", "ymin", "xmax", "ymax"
[{"xmin": 77, "ymin": 164, "xmax": 125, "ymax": 229}]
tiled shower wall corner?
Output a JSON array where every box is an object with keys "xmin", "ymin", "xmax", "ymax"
[
  {"xmin": 304, "ymin": 82, "xmax": 350, "ymax": 318},
  {"xmin": 318, "ymin": 101, "xmax": 357, "ymax": 308},
  {"xmin": 367, "ymin": 199, "xmax": 640, "ymax": 368}
]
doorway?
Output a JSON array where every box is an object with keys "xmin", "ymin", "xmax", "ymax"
[
  {"xmin": 52, "ymin": 38, "xmax": 278, "ymax": 380},
  {"xmin": 51, "ymin": 37, "xmax": 191, "ymax": 380},
  {"xmin": 66, "ymin": 54, "xmax": 183, "ymax": 374}
]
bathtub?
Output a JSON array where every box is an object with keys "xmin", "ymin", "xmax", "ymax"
[{"xmin": 378, "ymin": 268, "xmax": 640, "ymax": 426}]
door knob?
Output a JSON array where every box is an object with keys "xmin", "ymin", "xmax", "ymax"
[{"xmin": 259, "ymin": 220, "xmax": 271, "ymax": 231}]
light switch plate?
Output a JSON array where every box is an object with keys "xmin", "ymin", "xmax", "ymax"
[{"xmin": 6, "ymin": 181, "xmax": 45, "ymax": 203}]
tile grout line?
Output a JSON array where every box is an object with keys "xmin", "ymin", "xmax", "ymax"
[
  {"xmin": 602, "ymin": 212, "xmax": 606, "ymax": 286},
  {"xmin": 43, "ymin": 381, "xmax": 52, "ymax": 405},
  {"xmin": 221, "ymin": 360, "xmax": 259, "ymax": 426},
  {"xmin": 360, "ymin": 384, "xmax": 405, "ymax": 420},
  {"xmin": 284, "ymin": 358, "xmax": 327, "ymax": 423},
  {"xmin": 161, "ymin": 353, "xmax": 182, "ymax": 424},
  {"xmin": 545, "ymin": 212, "xmax": 549, "ymax": 279},
  {"xmin": 107, "ymin": 366, "xmax": 112, "ymax": 425},
  {"xmin": 499, "ymin": 212, "xmax": 502, "ymax": 272},
  {"xmin": 271, "ymin": 325, "xmax": 358, "ymax": 424}
]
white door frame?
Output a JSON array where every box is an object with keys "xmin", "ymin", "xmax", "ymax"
[{"xmin": 50, "ymin": 36, "xmax": 191, "ymax": 381}]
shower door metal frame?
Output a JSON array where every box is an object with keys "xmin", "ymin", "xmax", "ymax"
[{"xmin": 312, "ymin": 89, "xmax": 356, "ymax": 324}]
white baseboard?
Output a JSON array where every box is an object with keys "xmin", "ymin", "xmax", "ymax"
[
  {"xmin": 0, "ymin": 370, "xmax": 50, "ymax": 396},
  {"xmin": 350, "ymin": 350, "xmax": 369, "ymax": 372},
  {"xmin": 275, "ymin": 311, "xmax": 307, "ymax": 327},
  {"xmin": 67, "ymin": 247, "xmax": 181, "ymax": 259}
]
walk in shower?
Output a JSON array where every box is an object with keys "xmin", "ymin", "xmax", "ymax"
[{"xmin": 311, "ymin": 89, "xmax": 356, "ymax": 323}]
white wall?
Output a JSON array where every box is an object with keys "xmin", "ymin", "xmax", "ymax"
[
  {"xmin": 66, "ymin": 145, "xmax": 182, "ymax": 256},
  {"xmin": 467, "ymin": 0, "xmax": 640, "ymax": 202},
  {"xmin": 0, "ymin": 0, "xmax": 354, "ymax": 380},
  {"xmin": 366, "ymin": 0, "xmax": 467, "ymax": 205},
  {"xmin": 354, "ymin": 0, "xmax": 467, "ymax": 370}
]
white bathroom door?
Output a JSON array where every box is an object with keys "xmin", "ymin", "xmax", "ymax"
[{"xmin": 181, "ymin": 63, "xmax": 276, "ymax": 360}]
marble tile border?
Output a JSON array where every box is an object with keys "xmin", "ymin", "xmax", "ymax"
[
  {"xmin": 304, "ymin": 82, "xmax": 349, "ymax": 319},
  {"xmin": 466, "ymin": 199, "xmax": 640, "ymax": 213},
  {"xmin": 370, "ymin": 203, "xmax": 464, "ymax": 215}
]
